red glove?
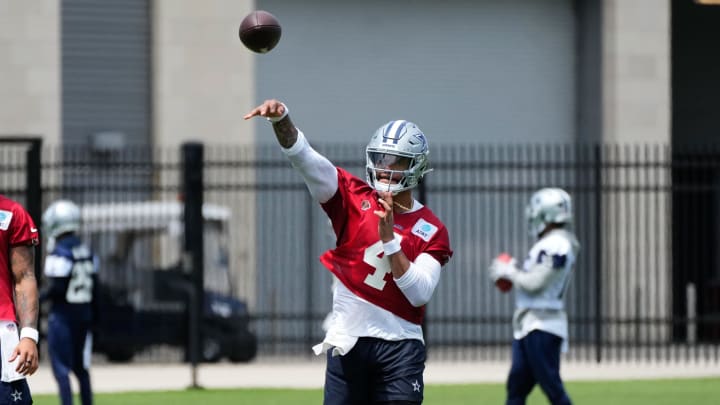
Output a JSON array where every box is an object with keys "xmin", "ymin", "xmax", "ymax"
[{"xmin": 490, "ymin": 253, "xmax": 515, "ymax": 293}]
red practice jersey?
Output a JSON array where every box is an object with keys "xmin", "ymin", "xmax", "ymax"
[
  {"xmin": 0, "ymin": 195, "xmax": 39, "ymax": 322},
  {"xmin": 320, "ymin": 169, "xmax": 452, "ymax": 325}
]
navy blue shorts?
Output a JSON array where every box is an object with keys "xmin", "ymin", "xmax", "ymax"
[
  {"xmin": 324, "ymin": 337, "xmax": 425, "ymax": 405},
  {"xmin": 0, "ymin": 342, "xmax": 32, "ymax": 405},
  {"xmin": 0, "ymin": 379, "xmax": 32, "ymax": 405},
  {"xmin": 0, "ymin": 332, "xmax": 32, "ymax": 405}
]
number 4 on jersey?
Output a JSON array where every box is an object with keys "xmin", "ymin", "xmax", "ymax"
[{"xmin": 362, "ymin": 234, "xmax": 402, "ymax": 291}]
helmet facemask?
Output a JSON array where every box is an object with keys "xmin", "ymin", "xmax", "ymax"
[{"xmin": 365, "ymin": 120, "xmax": 431, "ymax": 195}]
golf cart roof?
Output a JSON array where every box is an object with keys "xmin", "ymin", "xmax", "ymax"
[{"xmin": 80, "ymin": 201, "xmax": 230, "ymax": 233}]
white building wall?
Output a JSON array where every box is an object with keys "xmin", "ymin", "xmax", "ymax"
[
  {"xmin": 603, "ymin": 0, "xmax": 671, "ymax": 143},
  {"xmin": 0, "ymin": 2, "xmax": 60, "ymax": 143},
  {"xmin": 152, "ymin": 0, "xmax": 256, "ymax": 146},
  {"xmin": 601, "ymin": 0, "xmax": 672, "ymax": 343},
  {"xmin": 0, "ymin": 1, "xmax": 672, "ymax": 148}
]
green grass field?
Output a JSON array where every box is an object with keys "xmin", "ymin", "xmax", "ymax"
[{"xmin": 32, "ymin": 377, "xmax": 720, "ymax": 404}]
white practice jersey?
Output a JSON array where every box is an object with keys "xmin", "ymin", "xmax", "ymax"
[{"xmin": 512, "ymin": 229, "xmax": 580, "ymax": 347}]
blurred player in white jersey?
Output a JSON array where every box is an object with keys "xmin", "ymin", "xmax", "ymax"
[
  {"xmin": 245, "ymin": 100, "xmax": 452, "ymax": 405},
  {"xmin": 489, "ymin": 188, "xmax": 580, "ymax": 405}
]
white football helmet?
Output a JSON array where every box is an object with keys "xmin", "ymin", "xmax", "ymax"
[
  {"xmin": 526, "ymin": 188, "xmax": 573, "ymax": 237},
  {"xmin": 365, "ymin": 120, "xmax": 432, "ymax": 194},
  {"xmin": 42, "ymin": 200, "xmax": 81, "ymax": 240}
]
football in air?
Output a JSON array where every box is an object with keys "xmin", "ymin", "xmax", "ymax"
[{"xmin": 239, "ymin": 10, "xmax": 282, "ymax": 54}]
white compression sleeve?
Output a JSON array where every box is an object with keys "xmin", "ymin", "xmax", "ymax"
[
  {"xmin": 509, "ymin": 258, "xmax": 554, "ymax": 293},
  {"xmin": 393, "ymin": 253, "xmax": 442, "ymax": 307},
  {"xmin": 281, "ymin": 130, "xmax": 339, "ymax": 203}
]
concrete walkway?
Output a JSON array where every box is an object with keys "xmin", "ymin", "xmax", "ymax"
[{"xmin": 27, "ymin": 360, "xmax": 720, "ymax": 394}]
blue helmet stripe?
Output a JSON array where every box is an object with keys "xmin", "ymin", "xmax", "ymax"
[{"xmin": 383, "ymin": 120, "xmax": 407, "ymax": 144}]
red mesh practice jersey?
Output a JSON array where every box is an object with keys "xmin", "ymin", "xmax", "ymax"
[
  {"xmin": 0, "ymin": 195, "xmax": 39, "ymax": 322},
  {"xmin": 320, "ymin": 169, "xmax": 452, "ymax": 325}
]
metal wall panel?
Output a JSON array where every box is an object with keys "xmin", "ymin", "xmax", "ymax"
[
  {"xmin": 61, "ymin": 0, "xmax": 152, "ymax": 203},
  {"xmin": 61, "ymin": 0, "xmax": 151, "ymax": 148},
  {"xmin": 256, "ymin": 0, "xmax": 576, "ymax": 145}
]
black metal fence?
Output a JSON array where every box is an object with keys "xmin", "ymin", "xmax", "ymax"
[{"xmin": 1, "ymin": 139, "xmax": 719, "ymax": 364}]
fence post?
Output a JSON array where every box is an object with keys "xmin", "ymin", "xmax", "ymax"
[
  {"xmin": 305, "ymin": 193, "xmax": 315, "ymax": 356},
  {"xmin": 593, "ymin": 144, "xmax": 603, "ymax": 363},
  {"xmin": 25, "ymin": 139, "xmax": 43, "ymax": 282},
  {"xmin": 182, "ymin": 142, "xmax": 204, "ymax": 388}
]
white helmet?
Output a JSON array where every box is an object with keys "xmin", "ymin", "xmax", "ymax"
[
  {"xmin": 526, "ymin": 188, "xmax": 572, "ymax": 237},
  {"xmin": 42, "ymin": 200, "xmax": 81, "ymax": 240},
  {"xmin": 365, "ymin": 120, "xmax": 432, "ymax": 194}
]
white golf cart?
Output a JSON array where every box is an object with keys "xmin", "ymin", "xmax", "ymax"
[{"xmin": 79, "ymin": 201, "xmax": 257, "ymax": 363}]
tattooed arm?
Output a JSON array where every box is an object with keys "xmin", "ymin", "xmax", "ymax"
[
  {"xmin": 9, "ymin": 244, "xmax": 39, "ymax": 375},
  {"xmin": 11, "ymin": 245, "xmax": 38, "ymax": 331},
  {"xmin": 271, "ymin": 113, "xmax": 298, "ymax": 149},
  {"xmin": 243, "ymin": 99, "xmax": 298, "ymax": 147},
  {"xmin": 244, "ymin": 99, "xmax": 338, "ymax": 203}
]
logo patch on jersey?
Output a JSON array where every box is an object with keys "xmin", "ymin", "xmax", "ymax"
[
  {"xmin": 361, "ymin": 200, "xmax": 371, "ymax": 211},
  {"xmin": 411, "ymin": 219, "xmax": 438, "ymax": 242},
  {"xmin": 0, "ymin": 210, "xmax": 12, "ymax": 231},
  {"xmin": 552, "ymin": 254, "xmax": 567, "ymax": 269},
  {"xmin": 537, "ymin": 251, "xmax": 567, "ymax": 271}
]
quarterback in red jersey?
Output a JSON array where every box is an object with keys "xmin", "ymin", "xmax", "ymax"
[
  {"xmin": 245, "ymin": 100, "xmax": 452, "ymax": 405},
  {"xmin": 0, "ymin": 194, "xmax": 40, "ymax": 404}
]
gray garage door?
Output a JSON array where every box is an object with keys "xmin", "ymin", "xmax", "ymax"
[
  {"xmin": 255, "ymin": 0, "xmax": 576, "ymax": 145},
  {"xmin": 61, "ymin": 0, "xmax": 152, "ymax": 203},
  {"xmin": 62, "ymin": 0, "xmax": 151, "ymax": 148}
]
